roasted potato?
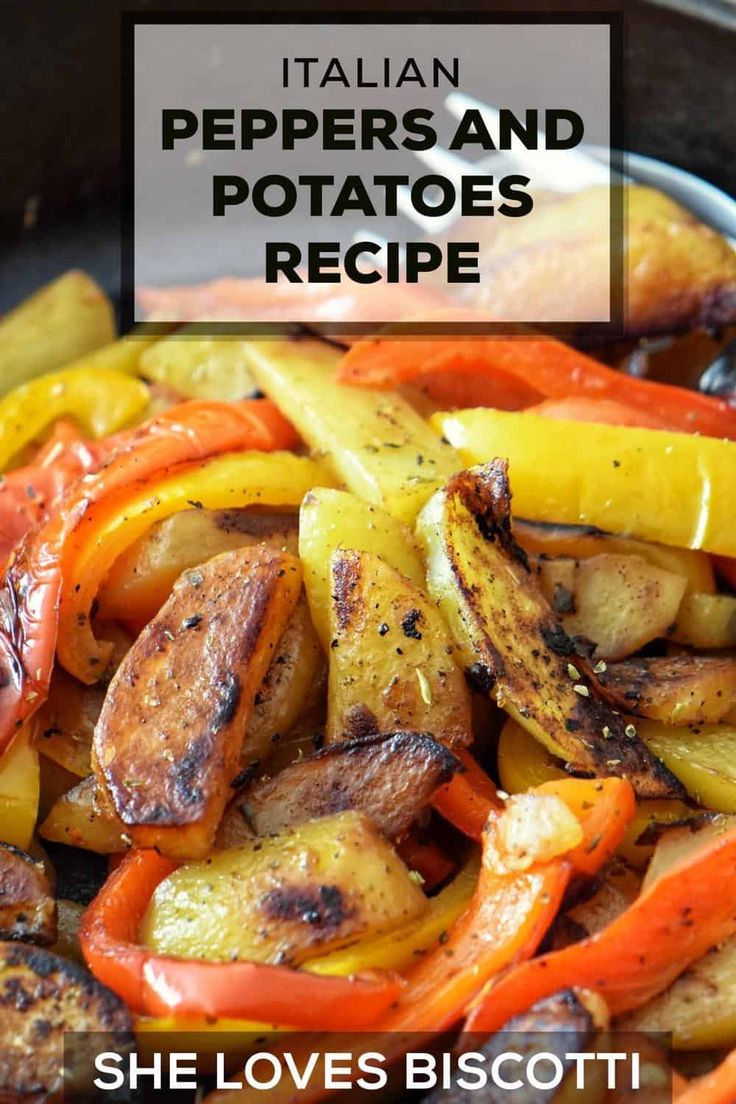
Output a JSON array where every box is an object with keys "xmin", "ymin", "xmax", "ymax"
[
  {"xmin": 515, "ymin": 519, "xmax": 715, "ymax": 595},
  {"xmin": 244, "ymin": 596, "xmax": 326, "ymax": 764},
  {"xmin": 140, "ymin": 329, "xmax": 261, "ymax": 400},
  {"xmin": 597, "ymin": 654, "xmax": 736, "ymax": 726},
  {"xmin": 93, "ymin": 546, "xmax": 302, "ymax": 857},
  {"xmin": 638, "ymin": 719, "xmax": 736, "ymax": 812},
  {"xmin": 0, "ymin": 940, "xmax": 132, "ymax": 1098},
  {"xmin": 247, "ymin": 337, "xmax": 458, "ymax": 523},
  {"xmin": 416, "ymin": 461, "xmax": 683, "ymax": 798},
  {"xmin": 31, "ymin": 667, "xmax": 105, "ymax": 778},
  {"xmin": 534, "ymin": 553, "xmax": 688, "ymax": 660},
  {"xmin": 222, "ymin": 732, "xmax": 459, "ymax": 843},
  {"xmin": 621, "ymin": 935, "xmax": 736, "ymax": 1050},
  {"xmin": 98, "ymin": 507, "xmax": 298, "ymax": 626},
  {"xmin": 140, "ymin": 810, "xmax": 427, "ymax": 966},
  {"xmin": 0, "ymin": 844, "xmax": 56, "ymax": 945},
  {"xmin": 40, "ymin": 774, "xmax": 128, "ymax": 854},
  {"xmin": 327, "ymin": 549, "xmax": 472, "ymax": 746},
  {"xmin": 299, "ymin": 487, "xmax": 426, "ymax": 651},
  {"xmin": 0, "ymin": 270, "xmax": 115, "ymax": 394},
  {"xmin": 670, "ymin": 591, "xmax": 736, "ymax": 649},
  {"xmin": 564, "ymin": 859, "xmax": 641, "ymax": 940}
]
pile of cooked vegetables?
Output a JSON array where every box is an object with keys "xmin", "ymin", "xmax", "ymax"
[{"xmin": 1, "ymin": 259, "xmax": 736, "ymax": 1103}]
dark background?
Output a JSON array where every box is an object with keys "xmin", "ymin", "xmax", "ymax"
[{"xmin": 1, "ymin": 0, "xmax": 734, "ymax": 315}]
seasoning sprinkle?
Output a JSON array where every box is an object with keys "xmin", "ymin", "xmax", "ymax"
[{"xmin": 572, "ymin": 683, "xmax": 590, "ymax": 697}]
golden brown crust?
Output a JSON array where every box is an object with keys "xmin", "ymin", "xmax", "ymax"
[
  {"xmin": 596, "ymin": 654, "xmax": 736, "ymax": 726},
  {"xmin": 93, "ymin": 545, "xmax": 302, "ymax": 857}
]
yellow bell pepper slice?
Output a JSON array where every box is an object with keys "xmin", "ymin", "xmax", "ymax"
[
  {"xmin": 303, "ymin": 852, "xmax": 479, "ymax": 977},
  {"xmin": 433, "ymin": 408, "xmax": 736, "ymax": 557},
  {"xmin": 0, "ymin": 367, "xmax": 150, "ymax": 471},
  {"xmin": 0, "ymin": 727, "xmax": 39, "ymax": 850},
  {"xmin": 57, "ymin": 451, "xmax": 332, "ymax": 681}
]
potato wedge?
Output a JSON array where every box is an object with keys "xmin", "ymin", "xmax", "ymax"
[
  {"xmin": 31, "ymin": 667, "xmax": 105, "ymax": 778},
  {"xmin": 299, "ymin": 487, "xmax": 426, "ymax": 651},
  {"xmin": 141, "ymin": 810, "xmax": 427, "ymax": 966},
  {"xmin": 0, "ymin": 844, "xmax": 56, "ymax": 945},
  {"xmin": 598, "ymin": 654, "xmax": 736, "ymax": 726},
  {"xmin": 535, "ymin": 553, "xmax": 688, "ymax": 661},
  {"xmin": 0, "ymin": 940, "xmax": 132, "ymax": 1097},
  {"xmin": 224, "ymin": 732, "xmax": 459, "ymax": 843},
  {"xmin": 638, "ymin": 719, "xmax": 736, "ymax": 812},
  {"xmin": 99, "ymin": 506, "xmax": 298, "ymax": 627},
  {"xmin": 140, "ymin": 329, "xmax": 260, "ymax": 400},
  {"xmin": 40, "ymin": 774, "xmax": 127, "ymax": 855},
  {"xmin": 327, "ymin": 549, "xmax": 472, "ymax": 747},
  {"xmin": 0, "ymin": 270, "xmax": 115, "ymax": 394},
  {"xmin": 0, "ymin": 728, "xmax": 39, "ymax": 851},
  {"xmin": 93, "ymin": 546, "xmax": 302, "ymax": 857},
  {"xmin": 416, "ymin": 461, "xmax": 683, "ymax": 798},
  {"xmin": 245, "ymin": 596, "xmax": 325, "ymax": 764},
  {"xmin": 247, "ymin": 337, "xmax": 458, "ymax": 523},
  {"xmin": 671, "ymin": 591, "xmax": 736, "ymax": 649},
  {"xmin": 621, "ymin": 935, "xmax": 736, "ymax": 1050},
  {"xmin": 516, "ymin": 519, "xmax": 715, "ymax": 595}
]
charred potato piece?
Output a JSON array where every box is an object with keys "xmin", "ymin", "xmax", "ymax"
[
  {"xmin": 40, "ymin": 774, "xmax": 128, "ymax": 855},
  {"xmin": 597, "ymin": 654, "xmax": 736, "ymax": 726},
  {"xmin": 416, "ymin": 461, "xmax": 684, "ymax": 799},
  {"xmin": 98, "ymin": 507, "xmax": 298, "ymax": 626},
  {"xmin": 140, "ymin": 810, "xmax": 427, "ymax": 967},
  {"xmin": 327, "ymin": 550, "xmax": 472, "ymax": 747},
  {"xmin": 0, "ymin": 844, "xmax": 56, "ymax": 945},
  {"xmin": 225, "ymin": 732, "xmax": 459, "ymax": 843},
  {"xmin": 244, "ymin": 596, "xmax": 326, "ymax": 764},
  {"xmin": 0, "ymin": 940, "xmax": 131, "ymax": 1098},
  {"xmin": 425, "ymin": 988, "xmax": 605, "ymax": 1104},
  {"xmin": 93, "ymin": 546, "xmax": 302, "ymax": 858},
  {"xmin": 535, "ymin": 553, "xmax": 688, "ymax": 661}
]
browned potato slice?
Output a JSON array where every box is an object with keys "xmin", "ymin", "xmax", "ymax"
[
  {"xmin": 327, "ymin": 549, "xmax": 472, "ymax": 746},
  {"xmin": 597, "ymin": 654, "xmax": 736, "ymax": 726},
  {"xmin": 221, "ymin": 732, "xmax": 459, "ymax": 845},
  {"xmin": 565, "ymin": 860, "xmax": 641, "ymax": 939},
  {"xmin": 0, "ymin": 940, "xmax": 131, "ymax": 1098},
  {"xmin": 0, "ymin": 844, "xmax": 56, "ymax": 945},
  {"xmin": 244, "ymin": 595, "xmax": 326, "ymax": 765},
  {"xmin": 140, "ymin": 810, "xmax": 427, "ymax": 966},
  {"xmin": 98, "ymin": 507, "xmax": 298, "ymax": 625},
  {"xmin": 535, "ymin": 554, "xmax": 687, "ymax": 661},
  {"xmin": 40, "ymin": 774, "xmax": 127, "ymax": 854},
  {"xmin": 515, "ymin": 519, "xmax": 715, "ymax": 596},
  {"xmin": 31, "ymin": 668, "xmax": 105, "ymax": 778},
  {"xmin": 93, "ymin": 546, "xmax": 302, "ymax": 858},
  {"xmin": 416, "ymin": 461, "xmax": 684, "ymax": 799}
]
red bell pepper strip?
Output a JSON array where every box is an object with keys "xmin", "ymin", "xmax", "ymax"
[
  {"xmin": 79, "ymin": 849, "xmax": 404, "ymax": 1029},
  {"xmin": 676, "ymin": 1050, "xmax": 736, "ymax": 1104},
  {"xmin": 0, "ymin": 399, "xmax": 298, "ymax": 754},
  {"xmin": 338, "ymin": 336, "xmax": 736, "ymax": 440},
  {"xmin": 465, "ymin": 822, "xmax": 736, "ymax": 1034},
  {"xmin": 432, "ymin": 747, "xmax": 501, "ymax": 839},
  {"xmin": 0, "ymin": 422, "xmax": 106, "ymax": 565},
  {"xmin": 526, "ymin": 396, "xmax": 672, "ymax": 430}
]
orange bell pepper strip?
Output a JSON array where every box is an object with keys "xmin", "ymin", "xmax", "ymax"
[
  {"xmin": 432, "ymin": 747, "xmax": 501, "ymax": 839},
  {"xmin": 465, "ymin": 822, "xmax": 736, "ymax": 1034},
  {"xmin": 676, "ymin": 1050, "xmax": 736, "ymax": 1104},
  {"xmin": 0, "ymin": 399, "xmax": 298, "ymax": 753},
  {"xmin": 535, "ymin": 777, "xmax": 636, "ymax": 877},
  {"xmin": 79, "ymin": 849, "xmax": 404, "ymax": 1029},
  {"xmin": 338, "ymin": 336, "xmax": 736, "ymax": 440},
  {"xmin": 526, "ymin": 396, "xmax": 672, "ymax": 431},
  {"xmin": 412, "ymin": 368, "xmax": 543, "ymax": 412}
]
